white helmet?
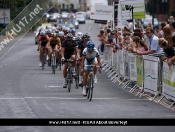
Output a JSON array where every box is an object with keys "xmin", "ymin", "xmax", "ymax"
[
  {"xmin": 40, "ymin": 31, "xmax": 45, "ymax": 36},
  {"xmin": 76, "ymin": 32, "xmax": 83, "ymax": 37},
  {"xmin": 58, "ymin": 31, "xmax": 64, "ymax": 36}
]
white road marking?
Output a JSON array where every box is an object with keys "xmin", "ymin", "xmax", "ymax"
[
  {"xmin": 0, "ymin": 97, "xmax": 148, "ymax": 100},
  {"xmin": 48, "ymin": 86, "xmax": 63, "ymax": 88},
  {"xmin": 88, "ymin": 26, "xmax": 91, "ymax": 31}
]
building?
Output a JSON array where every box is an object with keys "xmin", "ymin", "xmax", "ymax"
[
  {"xmin": 78, "ymin": 0, "xmax": 87, "ymax": 11},
  {"xmin": 58, "ymin": 0, "xmax": 79, "ymax": 12}
]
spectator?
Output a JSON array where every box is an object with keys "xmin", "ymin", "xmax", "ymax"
[
  {"xmin": 171, "ymin": 36, "xmax": 175, "ymax": 47},
  {"xmin": 137, "ymin": 27, "xmax": 162, "ymax": 55},
  {"xmin": 157, "ymin": 22, "xmax": 167, "ymax": 38},
  {"xmin": 168, "ymin": 16, "xmax": 175, "ymax": 24},
  {"xmin": 147, "ymin": 22, "xmax": 153, "ymax": 29},
  {"xmin": 163, "ymin": 25, "xmax": 172, "ymax": 45},
  {"xmin": 169, "ymin": 22, "xmax": 175, "ymax": 36},
  {"xmin": 159, "ymin": 38, "xmax": 175, "ymax": 59}
]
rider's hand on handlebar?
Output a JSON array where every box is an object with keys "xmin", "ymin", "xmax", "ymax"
[{"xmin": 61, "ymin": 57, "xmax": 65, "ymax": 62}]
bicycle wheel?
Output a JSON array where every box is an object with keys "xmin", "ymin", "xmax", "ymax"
[
  {"xmin": 75, "ymin": 66, "xmax": 79, "ymax": 89},
  {"xmin": 86, "ymin": 76, "xmax": 90, "ymax": 99},
  {"xmin": 89, "ymin": 74, "xmax": 94, "ymax": 101},
  {"xmin": 52, "ymin": 55, "xmax": 56, "ymax": 74},
  {"xmin": 58, "ymin": 54, "xmax": 61, "ymax": 71},
  {"xmin": 42, "ymin": 51, "xmax": 46, "ymax": 70},
  {"xmin": 67, "ymin": 70, "xmax": 72, "ymax": 92}
]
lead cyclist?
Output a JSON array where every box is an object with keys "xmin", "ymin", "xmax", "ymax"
[{"xmin": 80, "ymin": 41, "xmax": 102, "ymax": 96}]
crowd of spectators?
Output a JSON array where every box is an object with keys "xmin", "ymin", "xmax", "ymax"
[{"xmin": 97, "ymin": 16, "xmax": 175, "ymax": 68}]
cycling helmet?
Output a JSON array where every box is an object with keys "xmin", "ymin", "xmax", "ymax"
[
  {"xmin": 52, "ymin": 27, "xmax": 56, "ymax": 33},
  {"xmin": 65, "ymin": 33, "xmax": 73, "ymax": 40},
  {"xmin": 58, "ymin": 31, "xmax": 64, "ymax": 36},
  {"xmin": 70, "ymin": 29, "xmax": 76, "ymax": 34},
  {"xmin": 86, "ymin": 41, "xmax": 95, "ymax": 49},
  {"xmin": 46, "ymin": 29, "xmax": 51, "ymax": 34},
  {"xmin": 100, "ymin": 29, "xmax": 104, "ymax": 34},
  {"xmin": 82, "ymin": 33, "xmax": 90, "ymax": 39},
  {"xmin": 55, "ymin": 30, "xmax": 59, "ymax": 33},
  {"xmin": 40, "ymin": 31, "xmax": 45, "ymax": 36},
  {"xmin": 76, "ymin": 32, "xmax": 83, "ymax": 38},
  {"xmin": 74, "ymin": 36, "xmax": 81, "ymax": 42},
  {"xmin": 69, "ymin": 25, "xmax": 74, "ymax": 29},
  {"xmin": 52, "ymin": 33, "xmax": 57, "ymax": 38}
]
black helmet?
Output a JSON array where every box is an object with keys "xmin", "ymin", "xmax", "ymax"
[
  {"xmin": 65, "ymin": 33, "xmax": 73, "ymax": 40},
  {"xmin": 100, "ymin": 29, "xmax": 104, "ymax": 34},
  {"xmin": 82, "ymin": 33, "xmax": 90, "ymax": 40},
  {"xmin": 107, "ymin": 28, "xmax": 111, "ymax": 33}
]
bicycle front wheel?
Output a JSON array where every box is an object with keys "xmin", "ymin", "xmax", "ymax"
[
  {"xmin": 42, "ymin": 54, "xmax": 46, "ymax": 70},
  {"xmin": 89, "ymin": 75, "xmax": 94, "ymax": 101}
]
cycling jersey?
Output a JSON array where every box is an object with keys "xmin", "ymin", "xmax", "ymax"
[
  {"xmin": 82, "ymin": 47, "xmax": 99, "ymax": 62},
  {"xmin": 78, "ymin": 40, "xmax": 86, "ymax": 57},
  {"xmin": 62, "ymin": 40, "xmax": 78, "ymax": 60},
  {"xmin": 49, "ymin": 37, "xmax": 61, "ymax": 49},
  {"xmin": 38, "ymin": 35, "xmax": 49, "ymax": 47}
]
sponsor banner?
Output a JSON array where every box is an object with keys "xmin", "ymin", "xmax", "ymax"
[
  {"xmin": 119, "ymin": 49, "xmax": 124, "ymax": 76},
  {"xmin": 128, "ymin": 52, "xmax": 137, "ymax": 81},
  {"xmin": 123, "ymin": 50, "xmax": 129, "ymax": 79},
  {"xmin": 95, "ymin": 5, "xmax": 114, "ymax": 20},
  {"xmin": 143, "ymin": 59, "xmax": 158, "ymax": 93},
  {"xmin": 136, "ymin": 56, "xmax": 143, "ymax": 87},
  {"xmin": 162, "ymin": 62, "xmax": 175, "ymax": 101},
  {"xmin": 120, "ymin": 0, "xmax": 145, "ymax": 20}
]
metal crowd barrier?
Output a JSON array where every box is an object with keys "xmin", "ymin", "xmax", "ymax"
[{"xmin": 101, "ymin": 47, "xmax": 175, "ymax": 108}]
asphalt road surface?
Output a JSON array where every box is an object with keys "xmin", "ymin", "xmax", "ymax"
[{"xmin": 0, "ymin": 20, "xmax": 175, "ymax": 132}]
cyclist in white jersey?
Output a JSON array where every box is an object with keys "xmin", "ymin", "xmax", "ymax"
[{"xmin": 80, "ymin": 41, "xmax": 102, "ymax": 96}]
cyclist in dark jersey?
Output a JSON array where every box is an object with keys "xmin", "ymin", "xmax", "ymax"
[
  {"xmin": 38, "ymin": 31, "xmax": 50, "ymax": 67},
  {"xmin": 77, "ymin": 33, "xmax": 91, "ymax": 85},
  {"xmin": 61, "ymin": 33, "xmax": 79, "ymax": 88}
]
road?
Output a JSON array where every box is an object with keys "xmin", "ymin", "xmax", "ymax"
[{"xmin": 0, "ymin": 20, "xmax": 175, "ymax": 132}]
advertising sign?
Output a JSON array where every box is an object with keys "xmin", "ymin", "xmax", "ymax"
[
  {"xmin": 95, "ymin": 5, "xmax": 114, "ymax": 20},
  {"xmin": 120, "ymin": 0, "xmax": 145, "ymax": 20},
  {"xmin": 136, "ymin": 56, "xmax": 143, "ymax": 87},
  {"xmin": 0, "ymin": 9, "xmax": 10, "ymax": 24},
  {"xmin": 162, "ymin": 62, "xmax": 175, "ymax": 101}
]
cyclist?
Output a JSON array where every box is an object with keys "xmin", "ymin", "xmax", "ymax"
[
  {"xmin": 77, "ymin": 33, "xmax": 91, "ymax": 86},
  {"xmin": 58, "ymin": 31, "xmax": 65, "ymax": 44},
  {"xmin": 70, "ymin": 29, "xmax": 76, "ymax": 37},
  {"xmin": 61, "ymin": 33, "xmax": 79, "ymax": 88},
  {"xmin": 48, "ymin": 33, "xmax": 61, "ymax": 67},
  {"xmin": 54, "ymin": 24, "xmax": 59, "ymax": 30},
  {"xmin": 38, "ymin": 31, "xmax": 50, "ymax": 67},
  {"xmin": 46, "ymin": 29, "xmax": 52, "ymax": 38},
  {"xmin": 80, "ymin": 41, "xmax": 102, "ymax": 96},
  {"xmin": 76, "ymin": 32, "xmax": 83, "ymax": 38}
]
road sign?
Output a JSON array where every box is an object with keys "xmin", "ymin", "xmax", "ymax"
[{"xmin": 0, "ymin": 9, "xmax": 10, "ymax": 24}]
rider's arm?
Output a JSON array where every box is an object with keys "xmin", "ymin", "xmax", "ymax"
[
  {"xmin": 97, "ymin": 56, "xmax": 102, "ymax": 66},
  {"xmin": 61, "ymin": 47, "xmax": 65, "ymax": 59}
]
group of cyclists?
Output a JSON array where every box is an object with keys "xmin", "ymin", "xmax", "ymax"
[{"xmin": 36, "ymin": 23, "xmax": 102, "ymax": 96}]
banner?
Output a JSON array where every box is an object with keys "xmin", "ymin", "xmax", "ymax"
[
  {"xmin": 162, "ymin": 62, "xmax": 175, "ymax": 101},
  {"xmin": 95, "ymin": 5, "xmax": 114, "ymax": 20},
  {"xmin": 123, "ymin": 50, "xmax": 129, "ymax": 79},
  {"xmin": 128, "ymin": 52, "xmax": 137, "ymax": 81},
  {"xmin": 119, "ymin": 49, "xmax": 124, "ymax": 76},
  {"xmin": 143, "ymin": 56, "xmax": 159, "ymax": 94},
  {"xmin": 136, "ymin": 56, "xmax": 143, "ymax": 87},
  {"xmin": 0, "ymin": 119, "xmax": 175, "ymax": 126}
]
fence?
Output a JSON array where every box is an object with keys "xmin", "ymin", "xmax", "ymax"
[{"xmin": 102, "ymin": 47, "xmax": 175, "ymax": 108}]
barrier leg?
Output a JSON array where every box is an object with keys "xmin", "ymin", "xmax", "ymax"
[
  {"xmin": 150, "ymin": 93, "xmax": 159, "ymax": 102},
  {"xmin": 157, "ymin": 95, "xmax": 165, "ymax": 103},
  {"xmin": 122, "ymin": 81, "xmax": 131, "ymax": 89},
  {"xmin": 111, "ymin": 75, "xmax": 118, "ymax": 81},
  {"xmin": 107, "ymin": 69, "xmax": 114, "ymax": 76},
  {"xmin": 105, "ymin": 66, "xmax": 112, "ymax": 73},
  {"xmin": 139, "ymin": 91, "xmax": 145, "ymax": 98},
  {"xmin": 119, "ymin": 77, "xmax": 126, "ymax": 85},
  {"xmin": 108, "ymin": 71, "xmax": 116, "ymax": 78},
  {"xmin": 102, "ymin": 64, "xmax": 108, "ymax": 71},
  {"xmin": 169, "ymin": 102, "xmax": 175, "ymax": 108},
  {"xmin": 129, "ymin": 84, "xmax": 138, "ymax": 93},
  {"xmin": 113, "ymin": 76, "xmax": 121, "ymax": 83}
]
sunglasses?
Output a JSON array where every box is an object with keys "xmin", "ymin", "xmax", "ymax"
[{"xmin": 146, "ymin": 32, "xmax": 151, "ymax": 34}]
